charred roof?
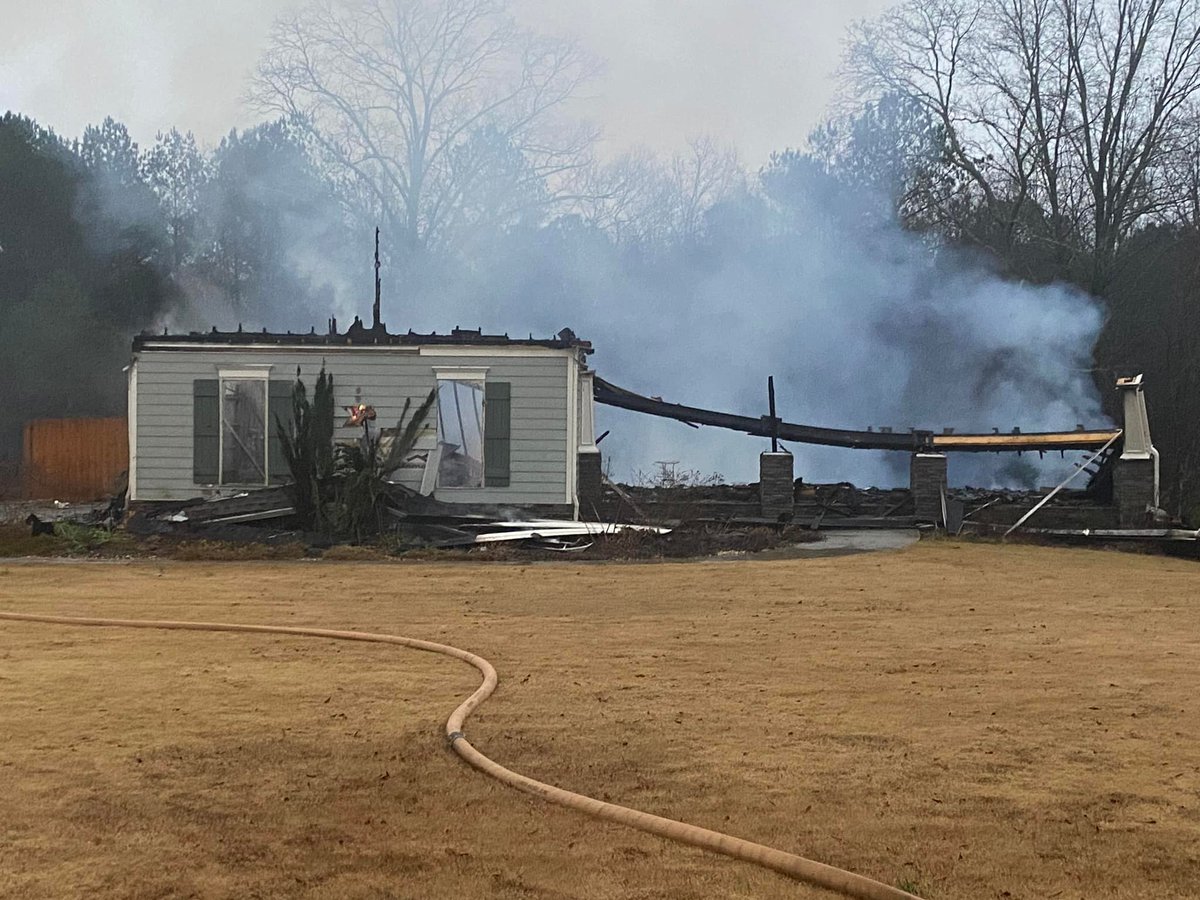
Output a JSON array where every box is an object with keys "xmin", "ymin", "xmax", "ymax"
[{"xmin": 133, "ymin": 318, "xmax": 592, "ymax": 353}]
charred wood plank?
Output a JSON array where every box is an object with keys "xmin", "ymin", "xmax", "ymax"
[
  {"xmin": 593, "ymin": 377, "xmax": 1120, "ymax": 453},
  {"xmin": 594, "ymin": 377, "xmax": 923, "ymax": 450}
]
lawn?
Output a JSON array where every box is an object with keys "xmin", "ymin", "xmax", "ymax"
[{"xmin": 1, "ymin": 542, "xmax": 1198, "ymax": 898}]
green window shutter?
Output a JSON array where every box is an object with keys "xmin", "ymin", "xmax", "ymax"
[
  {"xmin": 193, "ymin": 379, "xmax": 219, "ymax": 483},
  {"xmin": 484, "ymin": 381, "xmax": 511, "ymax": 488},
  {"xmin": 268, "ymin": 379, "xmax": 294, "ymax": 483}
]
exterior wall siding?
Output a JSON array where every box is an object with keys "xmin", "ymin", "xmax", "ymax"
[{"xmin": 132, "ymin": 347, "xmax": 572, "ymax": 505}]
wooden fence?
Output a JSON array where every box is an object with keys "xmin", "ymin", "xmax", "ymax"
[{"xmin": 22, "ymin": 418, "xmax": 128, "ymax": 501}]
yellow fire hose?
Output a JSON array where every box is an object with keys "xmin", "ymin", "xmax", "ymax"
[{"xmin": 0, "ymin": 611, "xmax": 919, "ymax": 900}]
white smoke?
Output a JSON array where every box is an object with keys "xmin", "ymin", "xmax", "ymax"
[
  {"xmin": 389, "ymin": 167, "xmax": 1108, "ymax": 488},
  {"xmin": 140, "ymin": 130, "xmax": 1108, "ymax": 491}
]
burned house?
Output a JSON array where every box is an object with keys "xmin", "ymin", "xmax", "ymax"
[
  {"xmin": 124, "ymin": 311, "xmax": 1167, "ymax": 538},
  {"xmin": 126, "ymin": 322, "xmax": 602, "ymax": 517}
]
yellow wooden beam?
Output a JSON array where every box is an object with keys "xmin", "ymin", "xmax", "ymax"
[{"xmin": 931, "ymin": 430, "xmax": 1121, "ymax": 449}]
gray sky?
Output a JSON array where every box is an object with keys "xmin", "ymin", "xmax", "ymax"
[{"xmin": 0, "ymin": 0, "xmax": 891, "ymax": 164}]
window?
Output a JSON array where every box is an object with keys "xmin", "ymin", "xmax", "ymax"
[
  {"xmin": 221, "ymin": 379, "xmax": 267, "ymax": 484},
  {"xmin": 430, "ymin": 369, "xmax": 510, "ymax": 490},
  {"xmin": 193, "ymin": 372, "xmax": 292, "ymax": 485},
  {"xmin": 436, "ymin": 376, "xmax": 485, "ymax": 488}
]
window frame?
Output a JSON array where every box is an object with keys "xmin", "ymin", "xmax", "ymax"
[
  {"xmin": 431, "ymin": 367, "xmax": 489, "ymax": 490},
  {"xmin": 217, "ymin": 367, "xmax": 272, "ymax": 487}
]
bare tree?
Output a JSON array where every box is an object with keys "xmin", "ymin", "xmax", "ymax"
[
  {"xmin": 1160, "ymin": 105, "xmax": 1200, "ymax": 226},
  {"xmin": 572, "ymin": 146, "xmax": 674, "ymax": 245},
  {"xmin": 1063, "ymin": 0, "xmax": 1200, "ymax": 285},
  {"xmin": 845, "ymin": 0, "xmax": 989, "ymax": 209},
  {"xmin": 251, "ymin": 0, "xmax": 598, "ymax": 255},
  {"xmin": 577, "ymin": 137, "xmax": 743, "ymax": 246},
  {"xmin": 668, "ymin": 136, "xmax": 744, "ymax": 239},
  {"xmin": 845, "ymin": 0, "xmax": 1200, "ymax": 289}
]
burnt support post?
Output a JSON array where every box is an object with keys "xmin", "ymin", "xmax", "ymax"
[
  {"xmin": 577, "ymin": 451, "xmax": 604, "ymax": 518},
  {"xmin": 1113, "ymin": 461, "xmax": 1156, "ymax": 526},
  {"xmin": 760, "ymin": 451, "xmax": 794, "ymax": 520},
  {"xmin": 910, "ymin": 452, "xmax": 947, "ymax": 524},
  {"xmin": 1114, "ymin": 374, "xmax": 1159, "ymax": 526},
  {"xmin": 576, "ymin": 369, "xmax": 603, "ymax": 519},
  {"xmin": 768, "ymin": 376, "xmax": 778, "ymax": 453},
  {"xmin": 372, "ymin": 226, "xmax": 383, "ymax": 331},
  {"xmin": 758, "ymin": 375, "xmax": 794, "ymax": 520}
]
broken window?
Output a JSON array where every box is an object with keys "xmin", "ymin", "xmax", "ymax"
[
  {"xmin": 436, "ymin": 377, "xmax": 485, "ymax": 488},
  {"xmin": 221, "ymin": 378, "xmax": 267, "ymax": 484},
  {"xmin": 193, "ymin": 372, "xmax": 291, "ymax": 486}
]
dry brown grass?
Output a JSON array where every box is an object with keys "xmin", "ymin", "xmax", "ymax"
[
  {"xmin": 0, "ymin": 524, "xmax": 64, "ymax": 557},
  {"xmin": 1, "ymin": 542, "xmax": 1198, "ymax": 899}
]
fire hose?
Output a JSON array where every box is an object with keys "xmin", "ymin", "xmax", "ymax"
[{"xmin": 0, "ymin": 611, "xmax": 919, "ymax": 900}]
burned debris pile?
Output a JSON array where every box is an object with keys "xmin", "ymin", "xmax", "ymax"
[
  {"xmin": 120, "ymin": 471, "xmax": 1121, "ymax": 556},
  {"xmin": 9, "ymin": 473, "xmax": 1190, "ymax": 559},
  {"xmin": 593, "ymin": 480, "xmax": 917, "ymax": 528},
  {"xmin": 126, "ymin": 482, "xmax": 670, "ymax": 555},
  {"xmin": 949, "ymin": 486, "xmax": 1119, "ymax": 532},
  {"xmin": 592, "ymin": 477, "xmax": 1123, "ymax": 534},
  {"xmin": 4, "ymin": 494, "xmax": 127, "ymax": 533}
]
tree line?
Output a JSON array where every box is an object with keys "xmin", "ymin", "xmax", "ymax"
[
  {"xmin": 0, "ymin": 113, "xmax": 351, "ymax": 465},
  {"xmin": 838, "ymin": 0, "xmax": 1200, "ymax": 518}
]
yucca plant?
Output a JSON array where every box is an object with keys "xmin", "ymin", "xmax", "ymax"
[
  {"xmin": 329, "ymin": 390, "xmax": 436, "ymax": 542},
  {"xmin": 380, "ymin": 390, "xmax": 438, "ymax": 480},
  {"xmin": 275, "ymin": 366, "xmax": 336, "ymax": 531}
]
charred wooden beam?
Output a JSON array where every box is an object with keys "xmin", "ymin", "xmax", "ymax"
[
  {"xmin": 767, "ymin": 376, "xmax": 779, "ymax": 453},
  {"xmin": 593, "ymin": 376, "xmax": 1121, "ymax": 453}
]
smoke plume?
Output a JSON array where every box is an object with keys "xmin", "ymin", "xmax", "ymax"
[
  {"xmin": 1, "ymin": 124, "xmax": 1109, "ymax": 492},
  {"xmin": 376, "ymin": 164, "xmax": 1108, "ymax": 488}
]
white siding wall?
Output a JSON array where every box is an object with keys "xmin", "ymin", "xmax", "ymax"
[{"xmin": 132, "ymin": 346, "xmax": 572, "ymax": 506}]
